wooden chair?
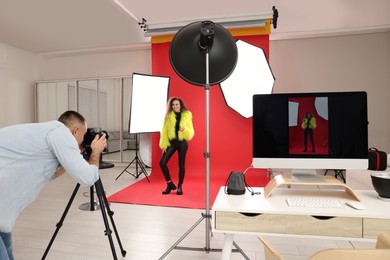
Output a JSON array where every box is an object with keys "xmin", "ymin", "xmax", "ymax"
[
  {"xmin": 258, "ymin": 236, "xmax": 284, "ymax": 260},
  {"xmin": 259, "ymin": 233, "xmax": 390, "ymax": 260}
]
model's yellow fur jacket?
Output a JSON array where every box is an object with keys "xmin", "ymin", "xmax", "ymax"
[{"xmin": 159, "ymin": 110, "xmax": 195, "ymax": 149}]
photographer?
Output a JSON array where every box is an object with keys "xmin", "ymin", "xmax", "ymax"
[{"xmin": 0, "ymin": 110, "xmax": 107, "ymax": 260}]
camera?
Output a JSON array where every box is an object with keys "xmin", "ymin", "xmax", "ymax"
[{"xmin": 82, "ymin": 128, "xmax": 109, "ymax": 159}]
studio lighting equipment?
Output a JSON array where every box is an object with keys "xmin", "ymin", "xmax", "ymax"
[
  {"xmin": 220, "ymin": 39, "xmax": 275, "ymax": 118},
  {"xmin": 170, "ymin": 21, "xmax": 237, "ymax": 86},
  {"xmin": 116, "ymin": 73, "xmax": 169, "ymax": 181},
  {"xmin": 272, "ymin": 6, "xmax": 279, "ymax": 29},
  {"xmin": 159, "ymin": 21, "xmax": 242, "ymax": 259},
  {"xmin": 199, "ymin": 21, "xmax": 215, "ymax": 50},
  {"xmin": 128, "ymin": 73, "xmax": 169, "ymax": 134}
]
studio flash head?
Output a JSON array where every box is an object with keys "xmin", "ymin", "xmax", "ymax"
[{"xmin": 199, "ymin": 21, "xmax": 215, "ymax": 51}]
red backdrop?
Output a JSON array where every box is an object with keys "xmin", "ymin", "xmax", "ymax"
[{"xmin": 150, "ymin": 34, "xmax": 270, "ymax": 182}]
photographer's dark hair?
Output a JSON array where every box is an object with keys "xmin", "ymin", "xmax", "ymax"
[{"xmin": 58, "ymin": 110, "xmax": 86, "ymax": 127}]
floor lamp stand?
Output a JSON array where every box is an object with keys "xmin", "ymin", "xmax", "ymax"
[
  {"xmin": 159, "ymin": 51, "xmax": 249, "ymax": 260},
  {"xmin": 115, "ymin": 133, "xmax": 150, "ymax": 182}
]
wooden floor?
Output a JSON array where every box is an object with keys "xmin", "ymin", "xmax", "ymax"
[{"xmin": 12, "ymin": 158, "xmax": 376, "ymax": 260}]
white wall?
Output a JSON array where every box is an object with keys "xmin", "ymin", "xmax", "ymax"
[
  {"xmin": 36, "ymin": 45, "xmax": 152, "ymax": 80},
  {"xmin": 1, "ymin": 32, "xmax": 390, "ymax": 152},
  {"xmin": 0, "ymin": 43, "xmax": 37, "ymax": 127},
  {"xmin": 270, "ymin": 32, "xmax": 390, "ymax": 152}
]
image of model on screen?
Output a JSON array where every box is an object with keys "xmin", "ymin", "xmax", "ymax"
[
  {"xmin": 159, "ymin": 97, "xmax": 195, "ymax": 195},
  {"xmin": 301, "ymin": 112, "xmax": 316, "ymax": 152}
]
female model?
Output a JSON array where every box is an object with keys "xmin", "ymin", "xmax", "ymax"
[
  {"xmin": 159, "ymin": 97, "xmax": 194, "ymax": 195},
  {"xmin": 301, "ymin": 111, "xmax": 316, "ymax": 152}
]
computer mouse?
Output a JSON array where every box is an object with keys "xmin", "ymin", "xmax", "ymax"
[{"xmin": 345, "ymin": 201, "xmax": 365, "ymax": 210}]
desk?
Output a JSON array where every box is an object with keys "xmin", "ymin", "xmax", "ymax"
[{"xmin": 212, "ymin": 186, "xmax": 390, "ymax": 260}]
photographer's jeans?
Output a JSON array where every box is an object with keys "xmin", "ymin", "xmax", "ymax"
[{"xmin": 0, "ymin": 231, "xmax": 13, "ymax": 260}]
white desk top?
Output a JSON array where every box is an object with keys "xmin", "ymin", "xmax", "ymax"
[{"xmin": 212, "ymin": 187, "xmax": 390, "ymax": 219}]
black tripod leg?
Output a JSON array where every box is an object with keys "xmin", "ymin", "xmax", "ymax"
[
  {"xmin": 94, "ymin": 179, "xmax": 118, "ymax": 260},
  {"xmin": 115, "ymin": 157, "xmax": 137, "ymax": 180},
  {"xmin": 136, "ymin": 157, "xmax": 150, "ymax": 182},
  {"xmin": 42, "ymin": 183, "xmax": 80, "ymax": 260},
  {"xmin": 116, "ymin": 133, "xmax": 150, "ymax": 182},
  {"xmin": 96, "ymin": 179, "xmax": 127, "ymax": 257}
]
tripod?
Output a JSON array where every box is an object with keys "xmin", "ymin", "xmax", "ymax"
[
  {"xmin": 42, "ymin": 178, "xmax": 126, "ymax": 259},
  {"xmin": 115, "ymin": 133, "xmax": 150, "ymax": 182},
  {"xmin": 159, "ymin": 47, "xmax": 249, "ymax": 260}
]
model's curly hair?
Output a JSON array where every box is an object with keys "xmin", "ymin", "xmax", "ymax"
[{"xmin": 166, "ymin": 97, "xmax": 188, "ymax": 114}]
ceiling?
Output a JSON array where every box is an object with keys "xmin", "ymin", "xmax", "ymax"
[{"xmin": 1, "ymin": 0, "xmax": 390, "ymax": 53}]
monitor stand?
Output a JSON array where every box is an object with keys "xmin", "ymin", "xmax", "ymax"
[
  {"xmin": 291, "ymin": 169, "xmax": 325, "ymax": 183},
  {"xmin": 263, "ymin": 174, "xmax": 361, "ymax": 201}
]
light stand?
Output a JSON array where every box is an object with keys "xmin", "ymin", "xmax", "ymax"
[
  {"xmin": 115, "ymin": 133, "xmax": 150, "ymax": 182},
  {"xmin": 159, "ymin": 21, "xmax": 249, "ymax": 259}
]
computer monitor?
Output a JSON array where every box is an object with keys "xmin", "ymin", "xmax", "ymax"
[{"xmin": 252, "ymin": 91, "xmax": 368, "ymax": 180}]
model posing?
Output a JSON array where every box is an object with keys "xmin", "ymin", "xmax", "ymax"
[{"xmin": 159, "ymin": 97, "xmax": 195, "ymax": 195}]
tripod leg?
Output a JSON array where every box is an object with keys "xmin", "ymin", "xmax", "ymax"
[
  {"xmin": 42, "ymin": 183, "xmax": 80, "ymax": 260},
  {"xmin": 116, "ymin": 133, "xmax": 150, "ymax": 181},
  {"xmin": 115, "ymin": 157, "xmax": 136, "ymax": 180},
  {"xmin": 135, "ymin": 157, "xmax": 150, "ymax": 182},
  {"xmin": 159, "ymin": 214, "xmax": 205, "ymax": 259},
  {"xmin": 96, "ymin": 179, "xmax": 127, "ymax": 257},
  {"xmin": 94, "ymin": 179, "xmax": 118, "ymax": 260}
]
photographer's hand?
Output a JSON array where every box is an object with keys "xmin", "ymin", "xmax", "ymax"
[{"xmin": 88, "ymin": 133, "xmax": 107, "ymax": 168}]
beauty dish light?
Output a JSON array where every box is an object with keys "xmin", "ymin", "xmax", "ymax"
[
  {"xmin": 169, "ymin": 21, "xmax": 238, "ymax": 86},
  {"xmin": 164, "ymin": 21, "xmax": 238, "ymax": 257}
]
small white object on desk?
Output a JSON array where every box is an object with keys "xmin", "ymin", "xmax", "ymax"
[{"xmin": 345, "ymin": 201, "xmax": 366, "ymax": 210}]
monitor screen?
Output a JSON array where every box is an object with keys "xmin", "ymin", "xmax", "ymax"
[{"xmin": 252, "ymin": 91, "xmax": 368, "ymax": 171}]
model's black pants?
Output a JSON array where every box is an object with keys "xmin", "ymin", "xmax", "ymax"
[
  {"xmin": 159, "ymin": 140, "xmax": 188, "ymax": 185},
  {"xmin": 304, "ymin": 128, "xmax": 315, "ymax": 150}
]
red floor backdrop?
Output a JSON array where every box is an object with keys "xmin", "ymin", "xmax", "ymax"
[{"xmin": 150, "ymin": 34, "xmax": 271, "ymax": 186}]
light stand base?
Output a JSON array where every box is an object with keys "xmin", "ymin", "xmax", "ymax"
[
  {"xmin": 115, "ymin": 156, "xmax": 150, "ymax": 182},
  {"xmin": 79, "ymin": 202, "xmax": 101, "ymax": 211},
  {"xmin": 158, "ymin": 213, "xmax": 250, "ymax": 259},
  {"xmin": 115, "ymin": 133, "xmax": 150, "ymax": 182}
]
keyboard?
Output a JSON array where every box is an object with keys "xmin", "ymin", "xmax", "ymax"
[{"xmin": 286, "ymin": 197, "xmax": 343, "ymax": 208}]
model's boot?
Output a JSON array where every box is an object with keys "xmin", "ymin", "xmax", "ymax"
[
  {"xmin": 177, "ymin": 183, "xmax": 183, "ymax": 195},
  {"xmin": 162, "ymin": 181, "xmax": 176, "ymax": 195}
]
